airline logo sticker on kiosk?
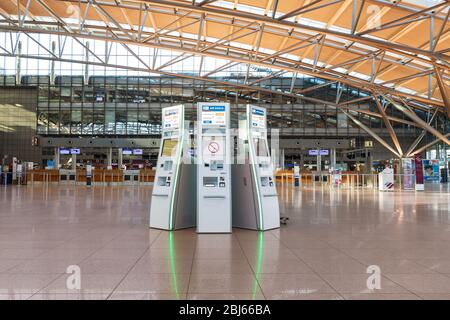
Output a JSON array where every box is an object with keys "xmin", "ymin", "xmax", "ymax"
[
  {"xmin": 251, "ymin": 107, "xmax": 266, "ymax": 129},
  {"xmin": 201, "ymin": 105, "xmax": 226, "ymax": 126},
  {"xmin": 163, "ymin": 107, "xmax": 181, "ymax": 130}
]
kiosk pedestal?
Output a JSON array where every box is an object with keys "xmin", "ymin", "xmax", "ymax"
[
  {"xmin": 150, "ymin": 105, "xmax": 196, "ymax": 230},
  {"xmin": 232, "ymin": 105, "xmax": 280, "ymax": 231},
  {"xmin": 197, "ymin": 102, "xmax": 232, "ymax": 233}
]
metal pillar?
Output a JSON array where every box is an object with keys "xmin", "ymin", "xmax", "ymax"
[
  {"xmin": 118, "ymin": 148, "xmax": 123, "ymax": 168},
  {"xmin": 53, "ymin": 147, "xmax": 60, "ymax": 169},
  {"xmin": 15, "ymin": 41, "xmax": 21, "ymax": 85},
  {"xmin": 365, "ymin": 148, "xmax": 373, "ymax": 173},
  {"xmin": 107, "ymin": 147, "xmax": 112, "ymax": 168},
  {"xmin": 316, "ymin": 150, "xmax": 322, "ymax": 172},
  {"xmin": 50, "ymin": 40, "xmax": 56, "ymax": 84},
  {"xmin": 71, "ymin": 154, "xmax": 77, "ymax": 170},
  {"xmin": 330, "ymin": 148, "xmax": 336, "ymax": 170},
  {"xmin": 84, "ymin": 41, "xmax": 90, "ymax": 84}
]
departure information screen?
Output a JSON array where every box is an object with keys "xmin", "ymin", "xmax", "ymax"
[{"xmin": 161, "ymin": 139, "xmax": 179, "ymax": 157}]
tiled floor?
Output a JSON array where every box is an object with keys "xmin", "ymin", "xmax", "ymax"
[{"xmin": 0, "ymin": 184, "xmax": 450, "ymax": 300}]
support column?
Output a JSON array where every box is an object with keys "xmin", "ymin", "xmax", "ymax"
[
  {"xmin": 280, "ymin": 148, "xmax": 285, "ymax": 169},
  {"xmin": 84, "ymin": 41, "xmax": 90, "ymax": 85},
  {"xmin": 330, "ymin": 148, "xmax": 336, "ymax": 170},
  {"xmin": 316, "ymin": 150, "xmax": 322, "ymax": 172},
  {"xmin": 50, "ymin": 41, "xmax": 56, "ymax": 84},
  {"xmin": 118, "ymin": 148, "xmax": 123, "ymax": 168},
  {"xmin": 15, "ymin": 41, "xmax": 21, "ymax": 85},
  {"xmin": 365, "ymin": 148, "xmax": 373, "ymax": 173},
  {"xmin": 71, "ymin": 154, "xmax": 77, "ymax": 170},
  {"xmin": 53, "ymin": 147, "xmax": 60, "ymax": 169},
  {"xmin": 107, "ymin": 148, "xmax": 112, "ymax": 169},
  {"xmin": 299, "ymin": 149, "xmax": 305, "ymax": 168}
]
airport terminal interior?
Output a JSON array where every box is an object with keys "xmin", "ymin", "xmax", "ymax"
[{"xmin": 0, "ymin": 0, "xmax": 449, "ymax": 300}]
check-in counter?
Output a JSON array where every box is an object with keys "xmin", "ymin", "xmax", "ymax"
[
  {"xmin": 139, "ymin": 169, "xmax": 155, "ymax": 185},
  {"xmin": 59, "ymin": 169, "xmax": 77, "ymax": 184},
  {"xmin": 76, "ymin": 169, "xmax": 87, "ymax": 184},
  {"xmin": 25, "ymin": 168, "xmax": 154, "ymax": 186},
  {"xmin": 103, "ymin": 169, "xmax": 124, "ymax": 185},
  {"xmin": 26, "ymin": 169, "xmax": 60, "ymax": 184},
  {"xmin": 123, "ymin": 170, "xmax": 140, "ymax": 185}
]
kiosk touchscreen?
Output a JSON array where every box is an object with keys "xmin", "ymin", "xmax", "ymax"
[
  {"xmin": 197, "ymin": 102, "xmax": 232, "ymax": 233},
  {"xmin": 232, "ymin": 105, "xmax": 280, "ymax": 230},
  {"xmin": 149, "ymin": 105, "xmax": 196, "ymax": 230}
]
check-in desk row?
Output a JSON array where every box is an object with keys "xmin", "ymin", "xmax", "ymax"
[{"xmin": 26, "ymin": 169, "xmax": 155, "ymax": 185}]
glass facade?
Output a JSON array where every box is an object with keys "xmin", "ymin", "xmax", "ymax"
[
  {"xmin": 0, "ymin": 87, "xmax": 40, "ymax": 163},
  {"xmin": 32, "ymin": 75, "xmax": 422, "ymax": 138},
  {"xmin": 0, "ymin": 32, "xmax": 442, "ymax": 142}
]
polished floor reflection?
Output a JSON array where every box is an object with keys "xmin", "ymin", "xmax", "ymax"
[{"xmin": 1, "ymin": 184, "xmax": 450, "ymax": 300}]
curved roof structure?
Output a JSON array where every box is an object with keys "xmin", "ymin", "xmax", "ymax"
[{"xmin": 0, "ymin": 0, "xmax": 448, "ymax": 117}]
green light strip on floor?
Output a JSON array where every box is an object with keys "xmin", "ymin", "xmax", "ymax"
[
  {"xmin": 168, "ymin": 231, "xmax": 180, "ymax": 299},
  {"xmin": 252, "ymin": 231, "xmax": 264, "ymax": 299}
]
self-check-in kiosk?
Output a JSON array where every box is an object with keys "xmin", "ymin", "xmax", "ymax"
[
  {"xmin": 149, "ymin": 105, "xmax": 196, "ymax": 230},
  {"xmin": 232, "ymin": 105, "xmax": 280, "ymax": 231},
  {"xmin": 197, "ymin": 102, "xmax": 232, "ymax": 233}
]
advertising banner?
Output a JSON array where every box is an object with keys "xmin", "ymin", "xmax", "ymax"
[
  {"xmin": 414, "ymin": 154, "xmax": 424, "ymax": 191},
  {"xmin": 378, "ymin": 167, "xmax": 394, "ymax": 191},
  {"xmin": 422, "ymin": 159, "xmax": 440, "ymax": 182},
  {"xmin": 401, "ymin": 158, "xmax": 414, "ymax": 190}
]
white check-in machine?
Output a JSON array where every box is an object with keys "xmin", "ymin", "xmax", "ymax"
[
  {"xmin": 232, "ymin": 105, "xmax": 280, "ymax": 231},
  {"xmin": 197, "ymin": 102, "xmax": 232, "ymax": 233},
  {"xmin": 149, "ymin": 105, "xmax": 196, "ymax": 230}
]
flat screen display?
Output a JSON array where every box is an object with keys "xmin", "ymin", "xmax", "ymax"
[
  {"xmin": 122, "ymin": 148, "xmax": 132, "ymax": 155},
  {"xmin": 201, "ymin": 105, "xmax": 226, "ymax": 126},
  {"xmin": 70, "ymin": 148, "xmax": 80, "ymax": 155},
  {"xmin": 253, "ymin": 138, "xmax": 269, "ymax": 157},
  {"xmin": 161, "ymin": 139, "xmax": 179, "ymax": 157},
  {"xmin": 133, "ymin": 149, "xmax": 143, "ymax": 155},
  {"xmin": 308, "ymin": 149, "xmax": 329, "ymax": 156},
  {"xmin": 59, "ymin": 148, "xmax": 70, "ymax": 155},
  {"xmin": 251, "ymin": 107, "xmax": 266, "ymax": 129}
]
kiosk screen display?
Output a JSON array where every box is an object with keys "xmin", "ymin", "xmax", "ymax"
[
  {"xmin": 253, "ymin": 138, "xmax": 269, "ymax": 157},
  {"xmin": 161, "ymin": 139, "xmax": 179, "ymax": 157}
]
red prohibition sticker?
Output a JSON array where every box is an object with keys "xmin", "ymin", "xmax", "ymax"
[{"xmin": 208, "ymin": 141, "xmax": 220, "ymax": 154}]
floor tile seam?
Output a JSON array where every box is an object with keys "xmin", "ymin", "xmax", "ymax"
[{"xmin": 104, "ymin": 229, "xmax": 163, "ymax": 300}]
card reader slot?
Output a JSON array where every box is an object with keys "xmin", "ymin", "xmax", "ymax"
[
  {"xmin": 263, "ymin": 194, "xmax": 278, "ymax": 197},
  {"xmin": 152, "ymin": 194, "xmax": 169, "ymax": 197},
  {"xmin": 203, "ymin": 195, "xmax": 226, "ymax": 199}
]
